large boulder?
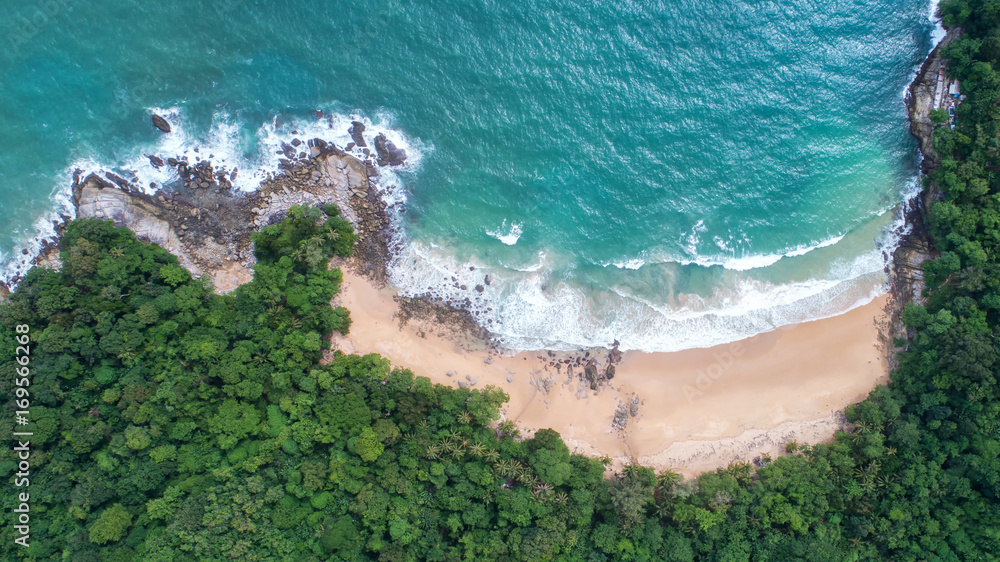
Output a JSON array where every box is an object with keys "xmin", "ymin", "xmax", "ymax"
[
  {"xmin": 374, "ymin": 133, "xmax": 407, "ymax": 166},
  {"xmin": 584, "ymin": 360, "xmax": 599, "ymax": 390},
  {"xmin": 151, "ymin": 114, "xmax": 171, "ymax": 133},
  {"xmin": 349, "ymin": 121, "xmax": 367, "ymax": 147}
]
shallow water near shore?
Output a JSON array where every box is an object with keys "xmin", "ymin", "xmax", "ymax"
[{"xmin": 0, "ymin": 0, "xmax": 938, "ymax": 351}]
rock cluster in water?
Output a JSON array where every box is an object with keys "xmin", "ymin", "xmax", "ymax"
[{"xmin": 49, "ymin": 119, "xmax": 406, "ymax": 294}]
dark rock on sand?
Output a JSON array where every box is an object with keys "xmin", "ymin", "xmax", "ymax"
[
  {"xmin": 609, "ymin": 340, "xmax": 622, "ymax": 364},
  {"xmin": 584, "ymin": 360, "xmax": 599, "ymax": 390}
]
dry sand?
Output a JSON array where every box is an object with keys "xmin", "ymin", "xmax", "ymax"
[{"xmin": 331, "ymin": 265, "xmax": 890, "ymax": 478}]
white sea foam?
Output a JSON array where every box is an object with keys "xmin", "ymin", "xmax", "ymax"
[
  {"xmin": 612, "ymin": 258, "xmax": 645, "ymax": 270},
  {"xmin": 605, "ymin": 233, "xmax": 851, "ymax": 273},
  {"xmin": 928, "ymin": 0, "xmax": 946, "ymax": 48},
  {"xmin": 486, "ymin": 220, "xmax": 523, "ymax": 245},
  {"xmin": 0, "ymin": 173, "xmax": 76, "ymax": 285},
  {"xmin": 67, "ymin": 106, "xmax": 427, "ymax": 198},
  {"xmin": 387, "ymin": 212, "xmax": 895, "ymax": 353},
  {"xmin": 503, "ymin": 251, "xmax": 547, "ymax": 272},
  {"xmin": 382, "ymin": 169, "xmax": 918, "ymax": 353}
]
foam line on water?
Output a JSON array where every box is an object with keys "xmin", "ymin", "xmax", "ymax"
[
  {"xmin": 598, "ymin": 232, "xmax": 849, "ymax": 272},
  {"xmin": 0, "ymin": 178, "xmax": 76, "ymax": 286},
  {"xmin": 928, "ymin": 0, "xmax": 946, "ymax": 48},
  {"xmin": 386, "ymin": 229, "xmax": 891, "ymax": 352}
]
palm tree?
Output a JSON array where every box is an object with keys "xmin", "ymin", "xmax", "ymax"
[
  {"xmin": 484, "ymin": 449, "xmax": 500, "ymax": 463},
  {"xmin": 457, "ymin": 411, "xmax": 472, "ymax": 425},
  {"xmin": 497, "ymin": 420, "xmax": 519, "ymax": 439},
  {"xmin": 653, "ymin": 501, "xmax": 672, "ymax": 520},
  {"xmin": 495, "ymin": 459, "xmax": 518, "ymax": 479},
  {"xmin": 426, "ymin": 444, "xmax": 442, "ymax": 460},
  {"xmin": 532, "ymin": 482, "xmax": 553, "ymax": 500},
  {"xmin": 655, "ymin": 471, "xmax": 681, "ymax": 497},
  {"xmin": 518, "ymin": 471, "xmax": 538, "ymax": 488},
  {"xmin": 875, "ymin": 475, "xmax": 891, "ymax": 490},
  {"xmin": 468, "ymin": 442, "xmax": 486, "ymax": 458},
  {"xmin": 855, "ymin": 421, "xmax": 874, "ymax": 434}
]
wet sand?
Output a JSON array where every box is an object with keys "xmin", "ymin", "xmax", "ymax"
[{"xmin": 331, "ymin": 266, "xmax": 889, "ymax": 478}]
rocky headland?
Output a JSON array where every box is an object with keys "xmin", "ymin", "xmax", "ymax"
[
  {"xmin": 886, "ymin": 25, "xmax": 960, "ymax": 360},
  {"xmin": 10, "ymin": 118, "xmax": 399, "ymax": 296}
]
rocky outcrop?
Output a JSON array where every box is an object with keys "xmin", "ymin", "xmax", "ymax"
[
  {"xmin": 889, "ymin": 27, "xmax": 962, "ymax": 363},
  {"xmin": 349, "ymin": 121, "xmax": 367, "ymax": 147},
  {"xmin": 373, "ymin": 133, "xmax": 407, "ymax": 166},
  {"xmin": 151, "ymin": 114, "xmax": 171, "ymax": 133},
  {"xmin": 76, "ymin": 174, "xmax": 199, "ymax": 272},
  {"xmin": 69, "ymin": 131, "xmax": 395, "ymax": 293},
  {"xmin": 906, "ymin": 27, "xmax": 960, "ymax": 179}
]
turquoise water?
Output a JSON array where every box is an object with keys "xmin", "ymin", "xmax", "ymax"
[{"xmin": 0, "ymin": 0, "xmax": 937, "ymax": 350}]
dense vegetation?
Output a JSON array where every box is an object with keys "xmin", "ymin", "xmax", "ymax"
[{"xmin": 3, "ymin": 3, "xmax": 1000, "ymax": 559}]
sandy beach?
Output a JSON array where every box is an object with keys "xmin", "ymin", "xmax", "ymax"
[{"xmin": 330, "ymin": 264, "xmax": 890, "ymax": 478}]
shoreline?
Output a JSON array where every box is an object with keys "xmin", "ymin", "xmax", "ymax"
[
  {"xmin": 333, "ymin": 264, "xmax": 890, "ymax": 478},
  {"xmin": 7, "ymin": 34, "xmax": 949, "ymax": 475}
]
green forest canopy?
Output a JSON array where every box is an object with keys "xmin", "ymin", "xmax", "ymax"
[{"xmin": 3, "ymin": 2, "xmax": 1000, "ymax": 558}]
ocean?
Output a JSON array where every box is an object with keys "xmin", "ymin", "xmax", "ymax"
[{"xmin": 0, "ymin": 0, "xmax": 939, "ymax": 351}]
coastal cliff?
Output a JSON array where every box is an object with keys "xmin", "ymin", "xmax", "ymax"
[
  {"xmin": 41, "ymin": 130, "xmax": 396, "ymax": 295},
  {"xmin": 907, "ymin": 27, "xmax": 961, "ymax": 181},
  {"xmin": 888, "ymin": 26, "xmax": 960, "ymax": 354}
]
